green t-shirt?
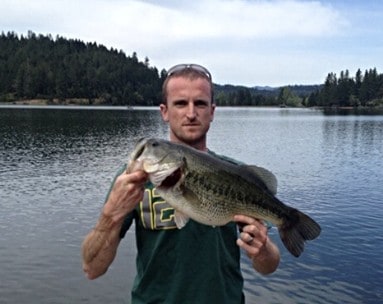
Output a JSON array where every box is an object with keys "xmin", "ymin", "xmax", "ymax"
[{"xmin": 116, "ymin": 151, "xmax": 245, "ymax": 304}]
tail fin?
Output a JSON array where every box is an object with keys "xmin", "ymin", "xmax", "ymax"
[{"xmin": 278, "ymin": 210, "xmax": 321, "ymax": 257}]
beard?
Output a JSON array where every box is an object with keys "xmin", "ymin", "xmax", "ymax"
[{"xmin": 171, "ymin": 125, "xmax": 210, "ymax": 149}]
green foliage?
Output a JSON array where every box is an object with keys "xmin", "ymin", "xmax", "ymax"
[
  {"xmin": 1, "ymin": 31, "xmax": 380, "ymax": 108},
  {"xmin": 0, "ymin": 31, "xmax": 162, "ymax": 105},
  {"xmin": 214, "ymin": 85, "xmax": 279, "ymax": 106},
  {"xmin": 0, "ymin": 31, "xmax": 320, "ymax": 106},
  {"xmin": 277, "ymin": 87, "xmax": 302, "ymax": 107},
  {"xmin": 308, "ymin": 68, "xmax": 383, "ymax": 107}
]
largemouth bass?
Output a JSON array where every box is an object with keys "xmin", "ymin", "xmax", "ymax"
[{"xmin": 128, "ymin": 138, "xmax": 321, "ymax": 257}]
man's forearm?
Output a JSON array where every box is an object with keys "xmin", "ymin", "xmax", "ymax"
[
  {"xmin": 81, "ymin": 213, "xmax": 123, "ymax": 279},
  {"xmin": 251, "ymin": 237, "xmax": 280, "ymax": 275},
  {"xmin": 81, "ymin": 170, "xmax": 147, "ymax": 279}
]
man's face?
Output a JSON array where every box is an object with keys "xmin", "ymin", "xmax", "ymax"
[{"xmin": 160, "ymin": 76, "xmax": 215, "ymax": 148}]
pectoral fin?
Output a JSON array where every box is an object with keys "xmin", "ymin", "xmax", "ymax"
[
  {"xmin": 171, "ymin": 186, "xmax": 201, "ymax": 229},
  {"xmin": 174, "ymin": 211, "xmax": 190, "ymax": 229}
]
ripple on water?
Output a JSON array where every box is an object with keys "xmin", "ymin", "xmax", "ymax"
[{"xmin": 1, "ymin": 107, "xmax": 383, "ymax": 303}]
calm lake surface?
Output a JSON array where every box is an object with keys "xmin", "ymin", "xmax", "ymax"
[{"xmin": 0, "ymin": 106, "xmax": 382, "ymax": 304}]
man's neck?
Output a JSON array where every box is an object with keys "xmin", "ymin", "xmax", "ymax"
[{"xmin": 169, "ymin": 136, "xmax": 208, "ymax": 152}]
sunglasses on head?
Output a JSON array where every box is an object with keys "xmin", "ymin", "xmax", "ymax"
[{"xmin": 166, "ymin": 64, "xmax": 212, "ymax": 80}]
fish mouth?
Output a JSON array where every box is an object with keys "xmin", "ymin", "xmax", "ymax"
[
  {"xmin": 160, "ymin": 167, "xmax": 182, "ymax": 188},
  {"xmin": 128, "ymin": 138, "xmax": 184, "ymax": 187},
  {"xmin": 127, "ymin": 138, "xmax": 149, "ymax": 172},
  {"xmin": 143, "ymin": 161, "xmax": 183, "ymax": 187}
]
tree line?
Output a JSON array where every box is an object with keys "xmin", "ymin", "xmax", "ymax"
[
  {"xmin": 1, "ymin": 31, "xmax": 382, "ymax": 107},
  {"xmin": 306, "ymin": 68, "xmax": 383, "ymax": 107},
  {"xmin": 0, "ymin": 31, "xmax": 163, "ymax": 105}
]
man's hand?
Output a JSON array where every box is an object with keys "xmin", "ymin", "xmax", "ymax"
[
  {"xmin": 234, "ymin": 215, "xmax": 268, "ymax": 257},
  {"xmin": 103, "ymin": 170, "xmax": 148, "ymax": 223},
  {"xmin": 234, "ymin": 215, "xmax": 280, "ymax": 275}
]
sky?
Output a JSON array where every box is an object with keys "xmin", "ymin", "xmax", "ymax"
[{"xmin": 1, "ymin": 0, "xmax": 383, "ymax": 87}]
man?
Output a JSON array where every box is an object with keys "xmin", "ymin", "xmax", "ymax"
[{"xmin": 82, "ymin": 64, "xmax": 280, "ymax": 303}]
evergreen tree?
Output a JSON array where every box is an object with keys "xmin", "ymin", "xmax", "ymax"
[
  {"xmin": 0, "ymin": 31, "xmax": 163, "ymax": 105},
  {"xmin": 1, "ymin": 31, "xmax": 382, "ymax": 107}
]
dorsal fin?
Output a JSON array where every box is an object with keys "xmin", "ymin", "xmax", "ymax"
[{"xmin": 241, "ymin": 165, "xmax": 278, "ymax": 195}]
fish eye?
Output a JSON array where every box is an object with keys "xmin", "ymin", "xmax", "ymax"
[{"xmin": 151, "ymin": 141, "xmax": 159, "ymax": 147}]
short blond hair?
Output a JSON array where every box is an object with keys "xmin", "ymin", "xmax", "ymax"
[{"xmin": 161, "ymin": 68, "xmax": 214, "ymax": 105}]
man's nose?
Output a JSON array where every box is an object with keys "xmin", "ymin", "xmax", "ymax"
[{"xmin": 186, "ymin": 103, "xmax": 197, "ymax": 119}]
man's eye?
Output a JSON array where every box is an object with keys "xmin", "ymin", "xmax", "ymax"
[
  {"xmin": 195, "ymin": 100, "xmax": 208, "ymax": 107},
  {"xmin": 174, "ymin": 101, "xmax": 187, "ymax": 107}
]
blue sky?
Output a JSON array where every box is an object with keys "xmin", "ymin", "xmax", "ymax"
[{"xmin": 1, "ymin": 0, "xmax": 382, "ymax": 87}]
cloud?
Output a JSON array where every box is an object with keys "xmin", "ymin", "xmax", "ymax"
[
  {"xmin": 2, "ymin": 0, "xmax": 348, "ymax": 44},
  {"xmin": 93, "ymin": 0, "xmax": 349, "ymax": 47},
  {"xmin": 188, "ymin": 0, "xmax": 348, "ymax": 38},
  {"xmin": 2, "ymin": 0, "xmax": 380, "ymax": 86}
]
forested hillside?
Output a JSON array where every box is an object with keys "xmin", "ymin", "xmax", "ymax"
[
  {"xmin": 1, "ymin": 31, "xmax": 382, "ymax": 107},
  {"xmin": 0, "ymin": 31, "xmax": 163, "ymax": 105}
]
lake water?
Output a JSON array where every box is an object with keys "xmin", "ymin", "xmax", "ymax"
[{"xmin": 0, "ymin": 106, "xmax": 382, "ymax": 304}]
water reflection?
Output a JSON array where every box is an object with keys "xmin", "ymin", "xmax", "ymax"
[
  {"xmin": 322, "ymin": 107, "xmax": 383, "ymax": 116},
  {"xmin": 1, "ymin": 108, "xmax": 168, "ymax": 171},
  {"xmin": 1, "ymin": 106, "xmax": 382, "ymax": 304}
]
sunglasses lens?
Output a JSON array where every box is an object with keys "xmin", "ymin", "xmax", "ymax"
[{"xmin": 167, "ymin": 64, "xmax": 211, "ymax": 80}]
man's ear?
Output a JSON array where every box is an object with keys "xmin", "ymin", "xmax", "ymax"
[
  {"xmin": 210, "ymin": 103, "xmax": 216, "ymax": 122},
  {"xmin": 160, "ymin": 104, "xmax": 169, "ymax": 122}
]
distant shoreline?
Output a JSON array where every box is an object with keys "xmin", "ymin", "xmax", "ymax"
[
  {"xmin": 4, "ymin": 98, "xmax": 100, "ymax": 106},
  {"xmin": 1, "ymin": 99, "xmax": 382, "ymax": 110}
]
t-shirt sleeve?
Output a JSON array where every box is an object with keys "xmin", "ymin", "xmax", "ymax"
[{"xmin": 119, "ymin": 211, "xmax": 136, "ymax": 238}]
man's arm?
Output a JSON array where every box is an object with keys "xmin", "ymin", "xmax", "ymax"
[
  {"xmin": 234, "ymin": 215, "xmax": 280, "ymax": 275},
  {"xmin": 81, "ymin": 213, "xmax": 122, "ymax": 279},
  {"xmin": 81, "ymin": 170, "xmax": 148, "ymax": 279},
  {"xmin": 248, "ymin": 234, "xmax": 280, "ymax": 275}
]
